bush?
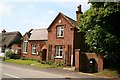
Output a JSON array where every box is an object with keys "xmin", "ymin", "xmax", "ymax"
[
  {"xmin": 55, "ymin": 62, "xmax": 64, "ymax": 67},
  {"xmin": 41, "ymin": 61, "xmax": 46, "ymax": 64},
  {"xmin": 37, "ymin": 59, "xmax": 41, "ymax": 63},
  {"xmin": 14, "ymin": 54, "xmax": 21, "ymax": 59},
  {"xmin": 4, "ymin": 57, "xmax": 10, "ymax": 60},
  {"xmin": 46, "ymin": 61, "xmax": 54, "ymax": 65},
  {"xmin": 28, "ymin": 58, "xmax": 37, "ymax": 61},
  {"xmin": 6, "ymin": 50, "xmax": 15, "ymax": 59},
  {"xmin": 20, "ymin": 56, "xmax": 28, "ymax": 60}
]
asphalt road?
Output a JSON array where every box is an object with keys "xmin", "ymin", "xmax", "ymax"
[{"xmin": 0, "ymin": 61, "xmax": 111, "ymax": 80}]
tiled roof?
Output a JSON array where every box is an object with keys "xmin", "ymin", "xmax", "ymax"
[
  {"xmin": 48, "ymin": 12, "xmax": 77, "ymax": 30},
  {"xmin": 0, "ymin": 31, "xmax": 22, "ymax": 47},
  {"xmin": 61, "ymin": 12, "xmax": 77, "ymax": 27},
  {"xmin": 29, "ymin": 29, "xmax": 48, "ymax": 40}
]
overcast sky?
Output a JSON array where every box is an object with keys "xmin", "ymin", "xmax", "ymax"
[{"xmin": 0, "ymin": 0, "xmax": 91, "ymax": 35}]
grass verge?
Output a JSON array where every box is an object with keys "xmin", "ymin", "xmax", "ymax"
[
  {"xmin": 5, "ymin": 59, "xmax": 38, "ymax": 65},
  {"xmin": 4, "ymin": 59, "xmax": 64, "ymax": 68},
  {"xmin": 94, "ymin": 69, "xmax": 120, "ymax": 78}
]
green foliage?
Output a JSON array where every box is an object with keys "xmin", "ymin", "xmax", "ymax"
[
  {"xmin": 6, "ymin": 50, "xmax": 15, "ymax": 59},
  {"xmin": 78, "ymin": 2, "xmax": 120, "ymax": 68},
  {"xmin": 41, "ymin": 61, "xmax": 46, "ymax": 64},
  {"xmin": 41, "ymin": 61, "xmax": 54, "ymax": 65},
  {"xmin": 4, "ymin": 57, "xmax": 10, "ymax": 60},
  {"xmin": 55, "ymin": 62, "xmax": 64, "ymax": 67},
  {"xmin": 20, "ymin": 56, "xmax": 28, "ymax": 60},
  {"xmin": 95, "ymin": 69, "xmax": 120, "ymax": 78},
  {"xmin": 37, "ymin": 59, "xmax": 41, "ymax": 63},
  {"xmin": 39, "ymin": 51, "xmax": 42, "ymax": 57},
  {"xmin": 28, "ymin": 58, "xmax": 37, "ymax": 61},
  {"xmin": 5, "ymin": 59, "xmax": 38, "ymax": 65},
  {"xmin": 46, "ymin": 61, "xmax": 54, "ymax": 65}
]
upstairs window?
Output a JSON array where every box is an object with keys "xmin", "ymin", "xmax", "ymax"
[
  {"xmin": 23, "ymin": 40, "xmax": 28, "ymax": 53},
  {"xmin": 57, "ymin": 26, "xmax": 64, "ymax": 37},
  {"xmin": 56, "ymin": 46, "xmax": 63, "ymax": 58},
  {"xmin": 32, "ymin": 44, "xmax": 36, "ymax": 54}
]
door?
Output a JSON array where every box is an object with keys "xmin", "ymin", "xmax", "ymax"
[{"xmin": 42, "ymin": 49, "xmax": 47, "ymax": 61}]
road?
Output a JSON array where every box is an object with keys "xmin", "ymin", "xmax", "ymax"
[{"xmin": 0, "ymin": 61, "xmax": 108, "ymax": 80}]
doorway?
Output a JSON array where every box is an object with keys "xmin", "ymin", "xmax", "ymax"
[{"xmin": 42, "ymin": 49, "xmax": 47, "ymax": 61}]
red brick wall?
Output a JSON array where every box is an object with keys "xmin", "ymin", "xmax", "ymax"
[
  {"xmin": 21, "ymin": 33, "xmax": 29, "ymax": 57},
  {"xmin": 75, "ymin": 50, "xmax": 104, "ymax": 72},
  {"xmin": 54, "ymin": 58, "xmax": 63, "ymax": 64},
  {"xmin": 98, "ymin": 53, "xmax": 104, "ymax": 72},
  {"xmin": 21, "ymin": 33, "xmax": 47, "ymax": 60},
  {"xmin": 47, "ymin": 14, "xmax": 74, "ymax": 65},
  {"xmin": 75, "ymin": 49, "xmax": 81, "ymax": 71},
  {"xmin": 81, "ymin": 53, "xmax": 103, "ymax": 72}
]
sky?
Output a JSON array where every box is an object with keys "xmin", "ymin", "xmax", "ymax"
[{"xmin": 0, "ymin": 0, "xmax": 91, "ymax": 35}]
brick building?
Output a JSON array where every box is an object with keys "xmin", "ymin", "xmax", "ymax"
[
  {"xmin": 20, "ymin": 5, "xmax": 103, "ymax": 72},
  {"xmin": 21, "ymin": 29, "xmax": 48, "ymax": 60},
  {"xmin": 47, "ymin": 5, "xmax": 87, "ymax": 66}
]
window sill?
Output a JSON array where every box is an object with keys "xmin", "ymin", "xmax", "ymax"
[
  {"xmin": 23, "ymin": 52, "xmax": 27, "ymax": 54},
  {"xmin": 31, "ymin": 53, "xmax": 37, "ymax": 55}
]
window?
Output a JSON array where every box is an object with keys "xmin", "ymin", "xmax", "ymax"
[
  {"xmin": 57, "ymin": 26, "xmax": 64, "ymax": 37},
  {"xmin": 56, "ymin": 46, "xmax": 63, "ymax": 58},
  {"xmin": 23, "ymin": 40, "xmax": 28, "ymax": 53},
  {"xmin": 32, "ymin": 44, "xmax": 36, "ymax": 54}
]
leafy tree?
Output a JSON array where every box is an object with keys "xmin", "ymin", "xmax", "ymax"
[{"xmin": 78, "ymin": 2, "xmax": 120, "ymax": 68}]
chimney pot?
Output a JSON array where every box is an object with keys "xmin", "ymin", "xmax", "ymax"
[
  {"xmin": 76, "ymin": 5, "xmax": 82, "ymax": 25},
  {"xmin": 77, "ymin": 5, "xmax": 81, "ymax": 13},
  {"xmin": 2, "ymin": 29, "xmax": 6, "ymax": 33}
]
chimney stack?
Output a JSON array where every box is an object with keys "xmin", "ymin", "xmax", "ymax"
[
  {"xmin": 76, "ymin": 5, "xmax": 82, "ymax": 25},
  {"xmin": 2, "ymin": 29, "xmax": 6, "ymax": 33}
]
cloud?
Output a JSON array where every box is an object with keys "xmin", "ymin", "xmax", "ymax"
[{"xmin": 0, "ymin": 2, "xmax": 12, "ymax": 16}]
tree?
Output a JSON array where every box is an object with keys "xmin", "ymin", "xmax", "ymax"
[{"xmin": 78, "ymin": 2, "xmax": 120, "ymax": 68}]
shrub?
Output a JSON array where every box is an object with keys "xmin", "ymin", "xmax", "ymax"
[
  {"xmin": 37, "ymin": 59, "xmax": 41, "ymax": 63},
  {"xmin": 4, "ymin": 57, "xmax": 10, "ymax": 60},
  {"xmin": 55, "ymin": 62, "xmax": 64, "ymax": 67},
  {"xmin": 6, "ymin": 50, "xmax": 15, "ymax": 59},
  {"xmin": 28, "ymin": 58, "xmax": 37, "ymax": 61},
  {"xmin": 46, "ymin": 61, "xmax": 54, "ymax": 65},
  {"xmin": 41, "ymin": 61, "xmax": 46, "ymax": 64},
  {"xmin": 14, "ymin": 54, "xmax": 21, "ymax": 59},
  {"xmin": 20, "ymin": 56, "xmax": 28, "ymax": 60}
]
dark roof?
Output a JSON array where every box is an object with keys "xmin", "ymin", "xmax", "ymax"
[
  {"xmin": 29, "ymin": 29, "xmax": 48, "ymax": 40},
  {"xmin": 61, "ymin": 13, "xmax": 77, "ymax": 27},
  {"xmin": 0, "ymin": 31, "xmax": 22, "ymax": 47},
  {"xmin": 21, "ymin": 29, "xmax": 33, "ymax": 40},
  {"xmin": 48, "ymin": 12, "xmax": 77, "ymax": 30}
]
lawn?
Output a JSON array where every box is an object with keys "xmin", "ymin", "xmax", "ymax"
[
  {"xmin": 5, "ymin": 59, "xmax": 64, "ymax": 68},
  {"xmin": 94, "ymin": 69, "xmax": 120, "ymax": 78},
  {"xmin": 5, "ymin": 59, "xmax": 38, "ymax": 65}
]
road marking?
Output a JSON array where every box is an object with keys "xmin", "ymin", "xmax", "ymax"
[
  {"xmin": 4, "ymin": 73, "xmax": 20, "ymax": 78},
  {"xmin": 4, "ymin": 73, "xmax": 24, "ymax": 80}
]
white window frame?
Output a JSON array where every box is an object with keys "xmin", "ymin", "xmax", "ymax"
[
  {"xmin": 57, "ymin": 26, "xmax": 64, "ymax": 37},
  {"xmin": 32, "ymin": 44, "xmax": 37, "ymax": 54},
  {"xmin": 55, "ymin": 46, "xmax": 63, "ymax": 58},
  {"xmin": 23, "ymin": 40, "xmax": 28, "ymax": 53}
]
